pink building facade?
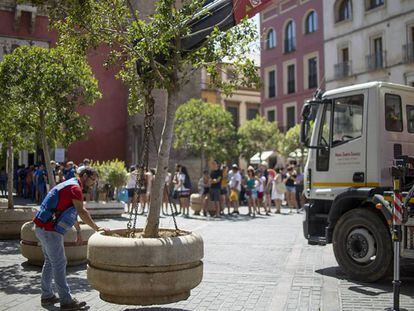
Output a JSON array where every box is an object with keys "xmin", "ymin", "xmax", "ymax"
[
  {"xmin": 260, "ymin": 0, "xmax": 324, "ymax": 131},
  {"xmin": 0, "ymin": 3, "xmax": 128, "ymax": 165}
]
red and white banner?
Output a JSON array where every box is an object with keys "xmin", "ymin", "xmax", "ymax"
[
  {"xmin": 393, "ymin": 192, "xmax": 404, "ymax": 225},
  {"xmin": 233, "ymin": 0, "xmax": 274, "ymax": 23}
]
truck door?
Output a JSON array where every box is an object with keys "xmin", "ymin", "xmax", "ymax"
[{"xmin": 312, "ymin": 93, "xmax": 366, "ymax": 199}]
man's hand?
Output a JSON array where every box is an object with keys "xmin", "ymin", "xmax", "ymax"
[
  {"xmin": 97, "ymin": 227, "xmax": 111, "ymax": 234},
  {"xmin": 75, "ymin": 232, "xmax": 83, "ymax": 246}
]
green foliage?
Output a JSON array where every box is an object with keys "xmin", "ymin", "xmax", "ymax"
[
  {"xmin": 93, "ymin": 159, "xmax": 127, "ymax": 190},
  {"xmin": 0, "ymin": 45, "xmax": 101, "ymax": 148},
  {"xmin": 238, "ymin": 116, "xmax": 283, "ymax": 162},
  {"xmin": 279, "ymin": 124, "xmax": 301, "ymax": 158},
  {"xmin": 30, "ymin": 0, "xmax": 260, "ymax": 113},
  {"xmin": 174, "ymin": 98, "xmax": 237, "ymax": 161}
]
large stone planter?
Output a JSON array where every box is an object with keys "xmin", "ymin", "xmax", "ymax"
[
  {"xmin": 20, "ymin": 221, "xmax": 95, "ymax": 266},
  {"xmin": 0, "ymin": 204, "xmax": 37, "ymax": 240},
  {"xmin": 190, "ymin": 194, "xmax": 215, "ymax": 215},
  {"xmin": 87, "ymin": 229, "xmax": 204, "ymax": 305},
  {"xmin": 85, "ymin": 201, "xmax": 124, "ymax": 218}
]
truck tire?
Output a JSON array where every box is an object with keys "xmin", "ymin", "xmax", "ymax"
[{"xmin": 332, "ymin": 208, "xmax": 392, "ymax": 282}]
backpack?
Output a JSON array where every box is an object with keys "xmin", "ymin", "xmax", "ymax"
[{"xmin": 34, "ymin": 178, "xmax": 80, "ymax": 234}]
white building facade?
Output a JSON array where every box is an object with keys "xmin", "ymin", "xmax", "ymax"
[{"xmin": 324, "ymin": 0, "xmax": 414, "ymax": 90}]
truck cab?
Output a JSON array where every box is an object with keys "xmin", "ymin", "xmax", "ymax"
[{"xmin": 301, "ymin": 82, "xmax": 414, "ymax": 282}]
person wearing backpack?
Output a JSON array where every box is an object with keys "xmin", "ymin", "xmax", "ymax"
[{"xmin": 33, "ymin": 167, "xmax": 109, "ymax": 310}]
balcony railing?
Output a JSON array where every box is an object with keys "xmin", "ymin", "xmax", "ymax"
[
  {"xmin": 366, "ymin": 51, "xmax": 386, "ymax": 71},
  {"xmin": 403, "ymin": 43, "xmax": 414, "ymax": 64},
  {"xmin": 334, "ymin": 61, "xmax": 352, "ymax": 79}
]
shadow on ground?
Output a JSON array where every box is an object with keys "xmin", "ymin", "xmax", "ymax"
[
  {"xmin": 316, "ymin": 265, "xmax": 414, "ymax": 298},
  {"xmin": 0, "ymin": 260, "xmax": 92, "ymax": 296},
  {"xmin": 0, "ymin": 240, "xmax": 21, "ymax": 255}
]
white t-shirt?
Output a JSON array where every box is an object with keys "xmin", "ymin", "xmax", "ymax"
[
  {"xmin": 126, "ymin": 172, "xmax": 137, "ymax": 189},
  {"xmin": 178, "ymin": 173, "xmax": 189, "ymax": 191},
  {"xmin": 229, "ymin": 171, "xmax": 242, "ymax": 192},
  {"xmin": 258, "ymin": 176, "xmax": 266, "ymax": 192}
]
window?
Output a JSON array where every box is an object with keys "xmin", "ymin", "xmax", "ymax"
[
  {"xmin": 385, "ymin": 94, "xmax": 403, "ymax": 132},
  {"xmin": 373, "ymin": 37, "xmax": 383, "ymax": 67},
  {"xmin": 366, "ymin": 0, "xmax": 384, "ymax": 10},
  {"xmin": 267, "ymin": 110, "xmax": 276, "ymax": 122},
  {"xmin": 266, "ymin": 29, "xmax": 276, "ymax": 49},
  {"xmin": 305, "ymin": 11, "xmax": 317, "ymax": 34},
  {"xmin": 407, "ymin": 105, "xmax": 414, "ymax": 133},
  {"xmin": 286, "ymin": 106, "xmax": 296, "ymax": 130},
  {"xmin": 308, "ymin": 57, "xmax": 318, "ymax": 89},
  {"xmin": 336, "ymin": 0, "xmax": 352, "ymax": 22},
  {"xmin": 332, "ymin": 95, "xmax": 364, "ymax": 147},
  {"xmin": 247, "ymin": 108, "xmax": 259, "ymax": 121},
  {"xmin": 287, "ymin": 64, "xmax": 295, "ymax": 94},
  {"xmin": 227, "ymin": 68, "xmax": 237, "ymax": 80},
  {"xmin": 316, "ymin": 104, "xmax": 331, "ymax": 171},
  {"xmin": 284, "ymin": 21, "xmax": 296, "ymax": 53},
  {"xmin": 268, "ymin": 70, "xmax": 276, "ymax": 98},
  {"xmin": 226, "ymin": 106, "xmax": 239, "ymax": 128}
]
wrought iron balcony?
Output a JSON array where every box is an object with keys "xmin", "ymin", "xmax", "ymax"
[
  {"xmin": 334, "ymin": 61, "xmax": 352, "ymax": 79},
  {"xmin": 366, "ymin": 51, "xmax": 386, "ymax": 71}
]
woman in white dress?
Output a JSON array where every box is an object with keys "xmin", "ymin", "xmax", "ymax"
[{"xmin": 271, "ymin": 168, "xmax": 285, "ymax": 213}]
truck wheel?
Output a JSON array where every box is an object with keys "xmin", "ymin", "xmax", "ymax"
[{"xmin": 332, "ymin": 208, "xmax": 392, "ymax": 282}]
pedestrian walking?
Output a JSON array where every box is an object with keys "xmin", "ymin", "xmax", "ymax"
[
  {"xmin": 246, "ymin": 166, "xmax": 257, "ymax": 217},
  {"xmin": 271, "ymin": 167, "xmax": 285, "ymax": 213},
  {"xmin": 229, "ymin": 164, "xmax": 241, "ymax": 215},
  {"xmin": 285, "ymin": 166, "xmax": 297, "ymax": 214},
  {"xmin": 198, "ymin": 170, "xmax": 210, "ymax": 216},
  {"xmin": 33, "ymin": 167, "xmax": 109, "ymax": 310},
  {"xmin": 177, "ymin": 166, "xmax": 191, "ymax": 217},
  {"xmin": 125, "ymin": 165, "xmax": 138, "ymax": 213},
  {"xmin": 0, "ymin": 167, "xmax": 7, "ymax": 197},
  {"xmin": 209, "ymin": 160, "xmax": 222, "ymax": 218},
  {"xmin": 220, "ymin": 164, "xmax": 230, "ymax": 215}
]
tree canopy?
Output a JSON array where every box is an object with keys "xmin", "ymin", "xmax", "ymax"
[
  {"xmin": 0, "ymin": 45, "xmax": 101, "ymax": 186},
  {"xmin": 238, "ymin": 115, "xmax": 282, "ymax": 162},
  {"xmin": 174, "ymin": 98, "xmax": 236, "ymax": 167}
]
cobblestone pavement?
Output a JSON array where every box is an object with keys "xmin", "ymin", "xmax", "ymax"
[{"xmin": 1, "ymin": 206, "xmax": 413, "ymax": 311}]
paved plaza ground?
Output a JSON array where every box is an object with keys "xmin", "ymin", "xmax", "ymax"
[{"xmin": 1, "ymin": 206, "xmax": 414, "ymax": 311}]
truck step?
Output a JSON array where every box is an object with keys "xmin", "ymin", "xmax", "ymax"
[{"xmin": 308, "ymin": 236, "xmax": 327, "ymax": 246}]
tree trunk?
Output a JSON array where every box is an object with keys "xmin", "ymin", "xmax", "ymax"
[
  {"xmin": 143, "ymin": 91, "xmax": 179, "ymax": 238},
  {"xmin": 7, "ymin": 140, "xmax": 14, "ymax": 209},
  {"xmin": 40, "ymin": 112, "xmax": 56, "ymax": 189},
  {"xmin": 200, "ymin": 148, "xmax": 205, "ymax": 178}
]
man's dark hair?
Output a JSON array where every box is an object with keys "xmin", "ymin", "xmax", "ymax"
[{"xmin": 79, "ymin": 166, "xmax": 98, "ymax": 178}]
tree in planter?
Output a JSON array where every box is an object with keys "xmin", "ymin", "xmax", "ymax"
[
  {"xmin": 0, "ymin": 61, "xmax": 35, "ymax": 208},
  {"xmin": 174, "ymin": 98, "xmax": 236, "ymax": 175},
  {"xmin": 238, "ymin": 115, "xmax": 283, "ymax": 164},
  {"xmin": 34, "ymin": 0, "xmax": 260, "ymax": 238},
  {"xmin": 0, "ymin": 46, "xmax": 101, "ymax": 190},
  {"xmin": 93, "ymin": 160, "xmax": 127, "ymax": 201}
]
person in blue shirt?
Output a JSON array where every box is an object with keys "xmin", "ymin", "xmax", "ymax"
[
  {"xmin": 36, "ymin": 164, "xmax": 48, "ymax": 203},
  {"xmin": 63, "ymin": 161, "xmax": 76, "ymax": 180}
]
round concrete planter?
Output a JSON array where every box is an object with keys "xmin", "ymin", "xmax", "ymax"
[
  {"xmin": 20, "ymin": 221, "xmax": 95, "ymax": 266},
  {"xmin": 85, "ymin": 201, "xmax": 125, "ymax": 218},
  {"xmin": 190, "ymin": 194, "xmax": 215, "ymax": 215},
  {"xmin": 87, "ymin": 229, "xmax": 204, "ymax": 305},
  {"xmin": 190, "ymin": 194, "xmax": 203, "ymax": 214},
  {"xmin": 0, "ymin": 205, "xmax": 37, "ymax": 240}
]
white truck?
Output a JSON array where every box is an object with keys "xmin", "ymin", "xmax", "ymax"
[{"xmin": 300, "ymin": 81, "xmax": 414, "ymax": 282}]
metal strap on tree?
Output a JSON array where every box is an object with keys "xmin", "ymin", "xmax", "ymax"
[{"xmin": 126, "ymin": 90, "xmax": 179, "ymax": 237}]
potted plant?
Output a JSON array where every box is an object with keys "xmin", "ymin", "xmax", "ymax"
[
  {"xmin": 86, "ymin": 160, "xmax": 127, "ymax": 218},
  {"xmin": 35, "ymin": 0, "xmax": 259, "ymax": 305}
]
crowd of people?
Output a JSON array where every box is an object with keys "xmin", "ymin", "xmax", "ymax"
[
  {"xmin": 2, "ymin": 159, "xmax": 91, "ymax": 203},
  {"xmin": 124, "ymin": 160, "xmax": 305, "ymax": 218}
]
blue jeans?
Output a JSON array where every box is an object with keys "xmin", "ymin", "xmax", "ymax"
[{"xmin": 35, "ymin": 226, "xmax": 72, "ymax": 304}]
